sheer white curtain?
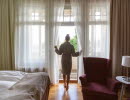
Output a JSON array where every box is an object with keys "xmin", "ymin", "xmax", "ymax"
[
  {"xmin": 49, "ymin": 0, "xmax": 65, "ymax": 84},
  {"xmin": 70, "ymin": 0, "xmax": 85, "ymax": 83},
  {"xmin": 71, "ymin": 0, "xmax": 110, "ymax": 82},
  {"xmin": 15, "ymin": 0, "xmax": 65, "ymax": 83},
  {"xmin": 86, "ymin": 0, "xmax": 110, "ymax": 58},
  {"xmin": 15, "ymin": 0, "xmax": 49, "ymax": 72}
]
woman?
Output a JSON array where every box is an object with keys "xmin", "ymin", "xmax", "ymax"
[{"xmin": 54, "ymin": 34, "xmax": 82, "ymax": 90}]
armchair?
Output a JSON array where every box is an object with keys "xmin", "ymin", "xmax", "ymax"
[{"xmin": 80, "ymin": 57, "xmax": 121, "ymax": 100}]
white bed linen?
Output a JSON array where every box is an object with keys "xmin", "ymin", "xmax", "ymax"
[{"xmin": 0, "ymin": 71, "xmax": 50, "ymax": 100}]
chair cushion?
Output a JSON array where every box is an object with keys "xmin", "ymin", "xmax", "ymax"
[{"xmin": 85, "ymin": 82, "xmax": 117, "ymax": 96}]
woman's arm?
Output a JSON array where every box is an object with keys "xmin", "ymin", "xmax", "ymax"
[
  {"xmin": 71, "ymin": 46, "xmax": 80, "ymax": 57},
  {"xmin": 71, "ymin": 45, "xmax": 82, "ymax": 57},
  {"xmin": 55, "ymin": 45, "xmax": 63, "ymax": 55}
]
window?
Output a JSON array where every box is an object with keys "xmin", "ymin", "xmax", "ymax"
[
  {"xmin": 16, "ymin": 3, "xmax": 47, "ymax": 68},
  {"xmin": 88, "ymin": 1, "xmax": 110, "ymax": 58}
]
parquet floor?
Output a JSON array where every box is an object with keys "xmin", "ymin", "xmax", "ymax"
[{"xmin": 49, "ymin": 83, "xmax": 83, "ymax": 100}]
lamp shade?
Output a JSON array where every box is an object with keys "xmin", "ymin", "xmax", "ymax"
[{"xmin": 122, "ymin": 56, "xmax": 130, "ymax": 67}]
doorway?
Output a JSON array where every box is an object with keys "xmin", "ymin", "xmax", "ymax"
[
  {"xmin": 58, "ymin": 26, "xmax": 78, "ymax": 82},
  {"xmin": 57, "ymin": 2, "xmax": 78, "ymax": 82}
]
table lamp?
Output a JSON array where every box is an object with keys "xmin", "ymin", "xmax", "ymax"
[{"xmin": 122, "ymin": 56, "xmax": 130, "ymax": 82}]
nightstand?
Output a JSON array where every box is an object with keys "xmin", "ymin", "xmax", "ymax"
[{"xmin": 116, "ymin": 76, "xmax": 130, "ymax": 100}]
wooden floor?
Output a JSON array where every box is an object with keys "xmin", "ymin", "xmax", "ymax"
[{"xmin": 49, "ymin": 83, "xmax": 83, "ymax": 100}]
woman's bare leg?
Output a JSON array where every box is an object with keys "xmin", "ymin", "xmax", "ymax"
[
  {"xmin": 66, "ymin": 75, "xmax": 70, "ymax": 90},
  {"xmin": 63, "ymin": 74, "xmax": 66, "ymax": 88}
]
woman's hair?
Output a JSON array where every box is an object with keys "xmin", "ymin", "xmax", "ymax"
[{"xmin": 65, "ymin": 34, "xmax": 70, "ymax": 41}]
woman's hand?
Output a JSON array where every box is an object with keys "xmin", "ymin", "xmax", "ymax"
[
  {"xmin": 79, "ymin": 50, "xmax": 82, "ymax": 55},
  {"xmin": 54, "ymin": 46, "xmax": 57, "ymax": 49}
]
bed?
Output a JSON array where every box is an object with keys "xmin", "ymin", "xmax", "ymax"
[{"xmin": 0, "ymin": 71, "xmax": 50, "ymax": 100}]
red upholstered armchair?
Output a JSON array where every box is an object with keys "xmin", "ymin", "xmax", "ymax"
[{"xmin": 80, "ymin": 57, "xmax": 121, "ymax": 100}]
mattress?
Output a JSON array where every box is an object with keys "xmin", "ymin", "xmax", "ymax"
[{"xmin": 0, "ymin": 71, "xmax": 50, "ymax": 100}]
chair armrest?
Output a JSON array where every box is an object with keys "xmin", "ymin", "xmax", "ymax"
[
  {"xmin": 79, "ymin": 74, "xmax": 87, "ymax": 87},
  {"xmin": 107, "ymin": 78, "xmax": 122, "ymax": 92}
]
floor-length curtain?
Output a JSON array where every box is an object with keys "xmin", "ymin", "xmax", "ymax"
[
  {"xmin": 49, "ymin": 0, "xmax": 65, "ymax": 84},
  {"xmin": 110, "ymin": 0, "xmax": 130, "ymax": 76},
  {"xmin": 0, "ymin": 0, "xmax": 15, "ymax": 70},
  {"xmin": 71, "ymin": 0, "xmax": 110, "ymax": 82},
  {"xmin": 15, "ymin": 0, "xmax": 50, "ymax": 72},
  {"xmin": 70, "ymin": 0, "xmax": 85, "ymax": 83}
]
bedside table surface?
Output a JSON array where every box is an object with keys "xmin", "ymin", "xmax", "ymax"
[{"xmin": 116, "ymin": 76, "xmax": 130, "ymax": 84}]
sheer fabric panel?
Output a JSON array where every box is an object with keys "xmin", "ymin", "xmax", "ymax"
[
  {"xmin": 71, "ymin": 0, "xmax": 110, "ymax": 83},
  {"xmin": 70, "ymin": 0, "xmax": 85, "ymax": 83},
  {"xmin": 71, "ymin": 0, "xmax": 110, "ymax": 58},
  {"xmin": 15, "ymin": 0, "xmax": 65, "ymax": 84},
  {"xmin": 49, "ymin": 0, "xmax": 65, "ymax": 84},
  {"xmin": 87, "ymin": 0, "xmax": 110, "ymax": 58},
  {"xmin": 15, "ymin": 0, "xmax": 50, "ymax": 72}
]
